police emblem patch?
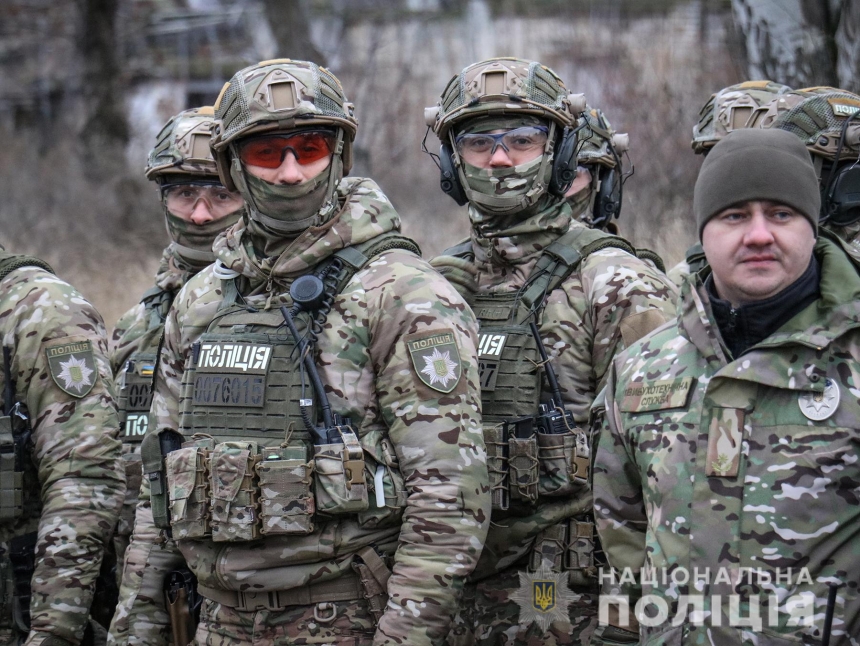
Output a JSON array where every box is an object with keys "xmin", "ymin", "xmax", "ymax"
[
  {"xmin": 46, "ymin": 339, "xmax": 98, "ymax": 398},
  {"xmin": 511, "ymin": 565, "xmax": 577, "ymax": 631},
  {"xmin": 405, "ymin": 330, "xmax": 462, "ymax": 393}
]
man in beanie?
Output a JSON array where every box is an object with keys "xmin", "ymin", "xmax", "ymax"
[{"xmin": 592, "ymin": 128, "xmax": 860, "ymax": 644}]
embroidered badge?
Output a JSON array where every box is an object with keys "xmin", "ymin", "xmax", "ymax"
[
  {"xmin": 798, "ymin": 378, "xmax": 840, "ymax": 421},
  {"xmin": 46, "ymin": 339, "xmax": 97, "ymax": 398},
  {"xmin": 511, "ymin": 565, "xmax": 577, "ymax": 631},
  {"xmin": 406, "ymin": 330, "xmax": 462, "ymax": 393}
]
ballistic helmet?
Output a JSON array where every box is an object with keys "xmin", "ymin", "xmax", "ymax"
[
  {"xmin": 425, "ymin": 58, "xmax": 586, "ymax": 212},
  {"xmin": 691, "ymin": 80, "xmax": 792, "ymax": 154},
  {"xmin": 145, "ymin": 106, "xmax": 220, "ymax": 181},
  {"xmin": 211, "ymin": 59, "xmax": 357, "ymax": 191}
]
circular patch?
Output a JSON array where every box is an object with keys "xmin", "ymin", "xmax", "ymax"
[{"xmin": 798, "ymin": 378, "xmax": 840, "ymax": 421}]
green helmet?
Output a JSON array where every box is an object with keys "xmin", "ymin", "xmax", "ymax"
[
  {"xmin": 771, "ymin": 89, "xmax": 860, "ymax": 162},
  {"xmin": 211, "ymin": 59, "xmax": 357, "ymax": 192},
  {"xmin": 691, "ymin": 80, "xmax": 792, "ymax": 154},
  {"xmin": 145, "ymin": 106, "xmax": 220, "ymax": 181},
  {"xmin": 425, "ymin": 58, "xmax": 586, "ymax": 214}
]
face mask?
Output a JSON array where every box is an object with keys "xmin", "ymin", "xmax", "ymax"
[
  {"xmin": 164, "ymin": 208, "xmax": 243, "ymax": 267},
  {"xmin": 241, "ymin": 171, "xmax": 333, "ymax": 235},
  {"xmin": 462, "ymin": 154, "xmax": 547, "ymax": 218}
]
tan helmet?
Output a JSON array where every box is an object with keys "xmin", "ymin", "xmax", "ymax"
[
  {"xmin": 145, "ymin": 106, "xmax": 220, "ymax": 181},
  {"xmin": 210, "ymin": 59, "xmax": 358, "ymax": 192},
  {"xmin": 425, "ymin": 57, "xmax": 584, "ymax": 139},
  {"xmin": 691, "ymin": 80, "xmax": 792, "ymax": 154}
]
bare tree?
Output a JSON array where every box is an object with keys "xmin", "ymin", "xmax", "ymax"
[
  {"xmin": 261, "ymin": 0, "xmax": 326, "ymax": 64},
  {"xmin": 76, "ymin": 0, "xmax": 128, "ymax": 170}
]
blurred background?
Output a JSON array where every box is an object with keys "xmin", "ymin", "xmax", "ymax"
[{"xmin": 1, "ymin": 0, "xmax": 857, "ymax": 323}]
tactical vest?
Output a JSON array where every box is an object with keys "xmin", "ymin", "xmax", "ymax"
[
  {"xmin": 0, "ymin": 252, "xmax": 53, "ymax": 524},
  {"xmin": 685, "ymin": 242, "xmax": 707, "ymax": 276},
  {"xmin": 117, "ymin": 287, "xmax": 174, "ymax": 446},
  {"xmin": 444, "ymin": 228, "xmax": 647, "ymax": 514},
  {"xmin": 147, "ymin": 234, "xmax": 419, "ymax": 543}
]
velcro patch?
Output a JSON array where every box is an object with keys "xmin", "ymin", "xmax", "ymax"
[
  {"xmin": 406, "ymin": 329, "xmax": 462, "ymax": 394},
  {"xmin": 619, "ymin": 377, "xmax": 694, "ymax": 412},
  {"xmin": 46, "ymin": 339, "xmax": 98, "ymax": 398},
  {"xmin": 828, "ymin": 98, "xmax": 860, "ymax": 118}
]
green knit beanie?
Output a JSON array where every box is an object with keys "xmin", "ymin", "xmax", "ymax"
[{"xmin": 695, "ymin": 128, "xmax": 820, "ymax": 239}]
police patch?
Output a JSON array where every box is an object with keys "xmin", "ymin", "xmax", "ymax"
[
  {"xmin": 406, "ymin": 330, "xmax": 462, "ymax": 393},
  {"xmin": 46, "ymin": 339, "xmax": 97, "ymax": 398},
  {"xmin": 510, "ymin": 565, "xmax": 576, "ymax": 631}
]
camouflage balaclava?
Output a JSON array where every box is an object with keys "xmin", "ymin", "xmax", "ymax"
[
  {"xmin": 146, "ymin": 107, "xmax": 244, "ymax": 269},
  {"xmin": 237, "ymin": 131, "xmax": 345, "ymax": 236},
  {"xmin": 457, "ymin": 114, "xmax": 554, "ymax": 225},
  {"xmin": 211, "ymin": 60, "xmax": 357, "ymax": 254}
]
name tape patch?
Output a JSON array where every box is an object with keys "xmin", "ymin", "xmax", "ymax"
[
  {"xmin": 620, "ymin": 377, "xmax": 694, "ymax": 412},
  {"xmin": 194, "ymin": 342, "xmax": 272, "ymax": 373}
]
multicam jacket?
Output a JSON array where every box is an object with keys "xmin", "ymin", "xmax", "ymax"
[
  {"xmin": 0, "ymin": 257, "xmax": 124, "ymax": 646},
  {"xmin": 109, "ymin": 177, "xmax": 490, "ymax": 646},
  {"xmin": 594, "ymin": 235, "xmax": 860, "ymax": 644},
  {"xmin": 109, "ymin": 245, "xmax": 199, "ymax": 550},
  {"xmin": 109, "ymin": 245, "xmax": 197, "ymax": 375},
  {"xmin": 435, "ymin": 200, "xmax": 678, "ymax": 582}
]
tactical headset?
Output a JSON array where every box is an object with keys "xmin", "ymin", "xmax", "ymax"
[
  {"xmin": 821, "ymin": 110, "xmax": 860, "ymax": 226},
  {"xmin": 437, "ymin": 123, "xmax": 581, "ymax": 207}
]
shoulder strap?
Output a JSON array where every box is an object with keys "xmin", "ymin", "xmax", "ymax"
[
  {"xmin": 684, "ymin": 242, "xmax": 707, "ymax": 275},
  {"xmin": 140, "ymin": 286, "xmax": 176, "ymax": 332},
  {"xmin": 0, "ymin": 251, "xmax": 53, "ymax": 283},
  {"xmin": 331, "ymin": 232, "xmax": 421, "ymax": 293},
  {"xmin": 440, "ymin": 239, "xmax": 474, "ymax": 261},
  {"xmin": 520, "ymin": 227, "xmax": 637, "ymax": 311},
  {"xmin": 635, "ymin": 247, "xmax": 666, "ymax": 274}
]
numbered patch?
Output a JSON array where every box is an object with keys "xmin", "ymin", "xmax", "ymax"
[
  {"xmin": 406, "ymin": 330, "xmax": 462, "ymax": 394},
  {"xmin": 46, "ymin": 339, "xmax": 98, "ymax": 398},
  {"xmin": 478, "ymin": 332, "xmax": 507, "ymax": 391}
]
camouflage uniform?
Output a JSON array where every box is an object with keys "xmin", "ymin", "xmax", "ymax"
[
  {"xmin": 426, "ymin": 58, "xmax": 677, "ymax": 646},
  {"xmin": 109, "ymin": 60, "xmax": 489, "ymax": 646},
  {"xmin": 109, "ymin": 107, "xmax": 243, "ymax": 568},
  {"xmin": 0, "ymin": 250, "xmax": 124, "ymax": 646},
  {"xmin": 594, "ymin": 234, "xmax": 860, "ymax": 644}
]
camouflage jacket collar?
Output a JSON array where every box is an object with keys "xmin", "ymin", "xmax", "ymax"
[
  {"xmin": 680, "ymin": 236, "xmax": 860, "ymax": 388},
  {"xmin": 153, "ymin": 244, "xmax": 198, "ymax": 294},
  {"xmin": 471, "ymin": 199, "xmax": 575, "ymax": 286},
  {"xmin": 213, "ymin": 177, "xmax": 401, "ymax": 288}
]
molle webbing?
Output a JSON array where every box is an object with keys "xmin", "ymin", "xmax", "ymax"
[{"xmin": 0, "ymin": 252, "xmax": 53, "ymax": 283}]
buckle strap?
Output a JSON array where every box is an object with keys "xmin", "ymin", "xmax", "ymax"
[
  {"xmin": 356, "ymin": 546, "xmax": 391, "ymax": 588},
  {"xmin": 198, "ymin": 574, "xmax": 363, "ymax": 611}
]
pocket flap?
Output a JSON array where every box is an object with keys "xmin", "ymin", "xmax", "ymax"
[
  {"xmin": 166, "ymin": 447, "xmax": 201, "ymax": 502},
  {"xmin": 210, "ymin": 442, "xmax": 256, "ymax": 501}
]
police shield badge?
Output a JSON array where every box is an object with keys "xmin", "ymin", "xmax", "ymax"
[
  {"xmin": 46, "ymin": 339, "xmax": 98, "ymax": 398},
  {"xmin": 511, "ymin": 565, "xmax": 575, "ymax": 630},
  {"xmin": 406, "ymin": 330, "xmax": 462, "ymax": 393}
]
